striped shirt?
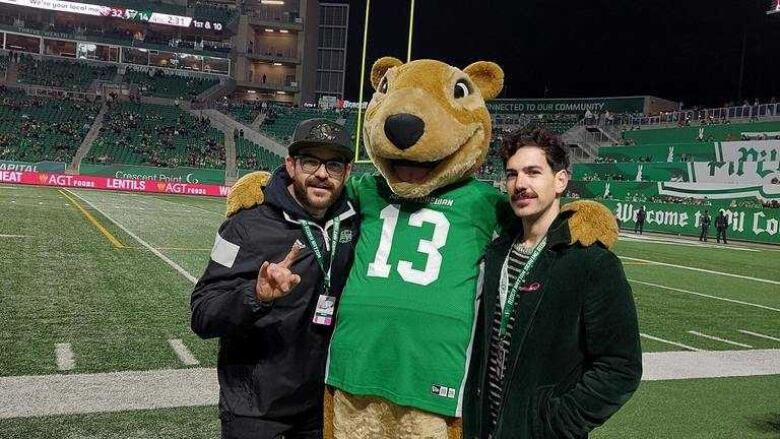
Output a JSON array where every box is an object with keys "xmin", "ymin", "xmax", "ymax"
[{"xmin": 487, "ymin": 242, "xmax": 532, "ymax": 436}]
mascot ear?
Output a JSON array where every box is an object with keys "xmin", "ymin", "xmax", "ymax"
[
  {"xmin": 371, "ymin": 56, "xmax": 403, "ymax": 90},
  {"xmin": 226, "ymin": 171, "xmax": 271, "ymax": 217},
  {"xmin": 463, "ymin": 61, "xmax": 504, "ymax": 101}
]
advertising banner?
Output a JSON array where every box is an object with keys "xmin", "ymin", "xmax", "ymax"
[
  {"xmin": 0, "ymin": 160, "xmax": 66, "ymax": 173},
  {"xmin": 0, "ymin": 171, "xmax": 231, "ymax": 197},
  {"xmin": 487, "ymin": 97, "xmax": 646, "ymax": 114},
  {"xmin": 78, "ymin": 164, "xmax": 226, "ymax": 185},
  {"xmin": 588, "ymin": 199, "xmax": 780, "ymax": 244}
]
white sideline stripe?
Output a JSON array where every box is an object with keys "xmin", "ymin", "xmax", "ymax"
[
  {"xmin": 620, "ymin": 256, "xmax": 780, "ymax": 286},
  {"xmin": 3, "ymin": 350, "xmax": 780, "ymax": 418},
  {"xmin": 66, "ymin": 190, "xmax": 198, "ymax": 285},
  {"xmin": 0, "ymin": 368, "xmax": 218, "ymax": 419},
  {"xmin": 688, "ymin": 331, "xmax": 753, "ymax": 348},
  {"xmin": 628, "ymin": 279, "xmax": 780, "ymax": 313},
  {"xmin": 642, "ymin": 349, "xmax": 780, "ymax": 381},
  {"xmin": 738, "ymin": 330, "xmax": 780, "ymax": 342},
  {"xmin": 54, "ymin": 343, "xmax": 74, "ymax": 371},
  {"xmin": 168, "ymin": 339, "xmax": 200, "ymax": 366},
  {"xmin": 620, "ymin": 234, "xmax": 758, "ymax": 252},
  {"xmin": 640, "ymin": 333, "xmax": 703, "ymax": 352}
]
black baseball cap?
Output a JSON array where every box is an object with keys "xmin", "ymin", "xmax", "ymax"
[{"xmin": 288, "ymin": 118, "xmax": 354, "ymax": 162}]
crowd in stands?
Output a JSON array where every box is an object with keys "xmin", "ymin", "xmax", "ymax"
[
  {"xmin": 0, "ymin": 86, "xmax": 100, "ymax": 162},
  {"xmin": 86, "ymin": 102, "xmax": 225, "ymax": 168},
  {"xmin": 17, "ymin": 55, "xmax": 116, "ymax": 90},
  {"xmin": 124, "ymin": 68, "xmax": 219, "ymax": 99}
]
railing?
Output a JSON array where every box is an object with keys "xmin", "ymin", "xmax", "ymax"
[{"xmin": 583, "ymin": 103, "xmax": 780, "ymax": 128}]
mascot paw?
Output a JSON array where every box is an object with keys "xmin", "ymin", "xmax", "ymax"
[
  {"xmin": 226, "ymin": 171, "xmax": 271, "ymax": 217},
  {"xmin": 562, "ymin": 200, "xmax": 619, "ymax": 249}
]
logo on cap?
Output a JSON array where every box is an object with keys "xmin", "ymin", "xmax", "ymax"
[{"xmin": 309, "ymin": 123, "xmax": 342, "ymax": 142}]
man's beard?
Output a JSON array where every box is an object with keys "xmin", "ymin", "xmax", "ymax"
[{"xmin": 292, "ymin": 177, "xmax": 337, "ymax": 212}]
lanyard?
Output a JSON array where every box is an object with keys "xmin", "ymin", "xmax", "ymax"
[
  {"xmin": 499, "ymin": 236, "xmax": 547, "ymax": 338},
  {"xmin": 299, "ymin": 217, "xmax": 340, "ymax": 293}
]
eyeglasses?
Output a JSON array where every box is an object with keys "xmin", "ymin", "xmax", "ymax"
[{"xmin": 296, "ymin": 155, "xmax": 347, "ymax": 177}]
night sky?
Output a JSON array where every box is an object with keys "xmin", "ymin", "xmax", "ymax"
[{"xmin": 329, "ymin": 0, "xmax": 780, "ymax": 108}]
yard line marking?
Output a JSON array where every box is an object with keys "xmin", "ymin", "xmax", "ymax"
[
  {"xmin": 688, "ymin": 331, "xmax": 753, "ymax": 348},
  {"xmin": 738, "ymin": 330, "xmax": 780, "ymax": 342},
  {"xmin": 629, "ymin": 279, "xmax": 780, "ymax": 313},
  {"xmin": 167, "ymin": 339, "xmax": 200, "ymax": 366},
  {"xmin": 0, "ymin": 234, "xmax": 31, "ymax": 238},
  {"xmin": 59, "ymin": 189, "xmax": 124, "ymax": 249},
  {"xmin": 54, "ymin": 343, "xmax": 74, "ymax": 371},
  {"xmin": 67, "ymin": 190, "xmax": 198, "ymax": 284},
  {"xmin": 4, "ymin": 350, "xmax": 780, "ymax": 418},
  {"xmin": 621, "ymin": 256, "xmax": 780, "ymax": 286},
  {"xmin": 619, "ymin": 234, "xmax": 758, "ymax": 252},
  {"xmin": 640, "ymin": 333, "xmax": 703, "ymax": 352}
]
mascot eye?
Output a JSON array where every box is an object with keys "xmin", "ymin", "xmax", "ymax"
[
  {"xmin": 454, "ymin": 79, "xmax": 471, "ymax": 99},
  {"xmin": 378, "ymin": 76, "xmax": 388, "ymax": 94}
]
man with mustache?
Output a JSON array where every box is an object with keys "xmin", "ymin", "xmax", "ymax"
[
  {"xmin": 191, "ymin": 119, "xmax": 359, "ymax": 439},
  {"xmin": 463, "ymin": 128, "xmax": 642, "ymax": 439}
]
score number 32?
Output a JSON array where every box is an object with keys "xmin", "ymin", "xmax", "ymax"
[{"xmin": 367, "ymin": 205, "xmax": 450, "ymax": 286}]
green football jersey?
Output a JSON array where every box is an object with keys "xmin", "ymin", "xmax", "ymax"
[{"xmin": 325, "ymin": 174, "xmax": 507, "ymax": 417}]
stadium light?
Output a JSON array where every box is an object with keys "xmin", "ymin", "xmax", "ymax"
[
  {"xmin": 273, "ymin": 62, "xmax": 282, "ymax": 66},
  {"xmin": 279, "ymin": 29, "xmax": 289, "ymax": 33},
  {"xmin": 261, "ymin": 0, "xmax": 284, "ymax": 4},
  {"xmin": 264, "ymin": 28, "xmax": 275, "ymax": 32}
]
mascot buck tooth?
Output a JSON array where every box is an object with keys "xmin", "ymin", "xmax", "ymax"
[{"xmin": 227, "ymin": 57, "xmax": 620, "ymax": 439}]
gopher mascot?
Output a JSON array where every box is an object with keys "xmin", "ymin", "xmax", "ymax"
[{"xmin": 228, "ymin": 57, "xmax": 618, "ymax": 439}]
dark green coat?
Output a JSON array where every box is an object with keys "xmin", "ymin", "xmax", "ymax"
[{"xmin": 462, "ymin": 209, "xmax": 642, "ymax": 439}]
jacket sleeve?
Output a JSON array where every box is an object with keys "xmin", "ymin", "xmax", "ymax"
[
  {"xmin": 536, "ymin": 250, "xmax": 643, "ymax": 438},
  {"xmin": 190, "ymin": 215, "xmax": 273, "ymax": 339}
]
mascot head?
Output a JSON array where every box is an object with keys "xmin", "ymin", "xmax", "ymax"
[{"xmin": 363, "ymin": 57, "xmax": 504, "ymax": 198}]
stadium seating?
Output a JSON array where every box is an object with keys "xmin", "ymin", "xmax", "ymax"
[
  {"xmin": 235, "ymin": 137, "xmax": 284, "ymax": 172},
  {"xmin": 85, "ymin": 101, "xmax": 225, "ymax": 169},
  {"xmin": 0, "ymin": 88, "xmax": 101, "ymax": 163},
  {"xmin": 623, "ymin": 121, "xmax": 780, "ymax": 144},
  {"xmin": 222, "ymin": 101, "xmax": 264, "ymax": 125},
  {"xmin": 0, "ymin": 53, "xmax": 8, "ymax": 77},
  {"xmin": 17, "ymin": 55, "xmax": 117, "ymax": 90},
  {"xmin": 260, "ymin": 105, "xmax": 359, "ymax": 144},
  {"xmin": 124, "ymin": 69, "xmax": 219, "ymax": 99}
]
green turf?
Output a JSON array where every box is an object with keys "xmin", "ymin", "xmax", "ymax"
[
  {"xmin": 0, "ymin": 405, "xmax": 220, "ymax": 439},
  {"xmin": 593, "ymin": 375, "xmax": 780, "ymax": 439},
  {"xmin": 1, "ymin": 183, "xmax": 778, "ymax": 438}
]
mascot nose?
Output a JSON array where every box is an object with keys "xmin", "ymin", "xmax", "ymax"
[{"xmin": 384, "ymin": 113, "xmax": 425, "ymax": 150}]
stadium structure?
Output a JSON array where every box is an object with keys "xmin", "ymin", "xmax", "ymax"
[{"xmin": 0, "ymin": 1, "xmax": 779, "ymax": 437}]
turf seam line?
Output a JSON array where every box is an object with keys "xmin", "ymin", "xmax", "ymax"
[
  {"xmin": 168, "ymin": 339, "xmax": 200, "ymax": 366},
  {"xmin": 688, "ymin": 331, "xmax": 753, "ymax": 348},
  {"xmin": 59, "ymin": 189, "xmax": 124, "ymax": 249},
  {"xmin": 620, "ymin": 256, "xmax": 780, "ymax": 286},
  {"xmin": 54, "ymin": 343, "xmax": 74, "ymax": 371},
  {"xmin": 639, "ymin": 333, "xmax": 703, "ymax": 352},
  {"xmin": 628, "ymin": 279, "xmax": 780, "ymax": 312},
  {"xmin": 65, "ymin": 190, "xmax": 198, "ymax": 284},
  {"xmin": 738, "ymin": 330, "xmax": 780, "ymax": 342}
]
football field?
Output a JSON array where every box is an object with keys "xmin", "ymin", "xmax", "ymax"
[{"xmin": 1, "ymin": 184, "xmax": 778, "ymax": 438}]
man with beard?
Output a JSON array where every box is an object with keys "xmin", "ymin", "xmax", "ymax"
[
  {"xmin": 463, "ymin": 128, "xmax": 642, "ymax": 439},
  {"xmin": 191, "ymin": 118, "xmax": 359, "ymax": 439}
]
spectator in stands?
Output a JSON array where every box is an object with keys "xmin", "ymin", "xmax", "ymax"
[
  {"xmin": 634, "ymin": 206, "xmax": 646, "ymax": 235},
  {"xmin": 191, "ymin": 119, "xmax": 357, "ymax": 439},
  {"xmin": 716, "ymin": 210, "xmax": 729, "ymax": 244},
  {"xmin": 699, "ymin": 210, "xmax": 711, "ymax": 242}
]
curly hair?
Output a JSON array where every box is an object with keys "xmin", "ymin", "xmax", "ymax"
[{"xmin": 499, "ymin": 127, "xmax": 570, "ymax": 172}]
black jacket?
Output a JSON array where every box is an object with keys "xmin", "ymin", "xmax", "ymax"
[
  {"xmin": 463, "ymin": 212, "xmax": 642, "ymax": 439},
  {"xmin": 191, "ymin": 167, "xmax": 359, "ymax": 424}
]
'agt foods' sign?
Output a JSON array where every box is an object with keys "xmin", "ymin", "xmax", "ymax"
[{"xmin": 0, "ymin": 171, "xmax": 231, "ymax": 197}]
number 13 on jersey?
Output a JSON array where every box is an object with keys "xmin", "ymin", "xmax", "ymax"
[{"xmin": 366, "ymin": 205, "xmax": 451, "ymax": 286}]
